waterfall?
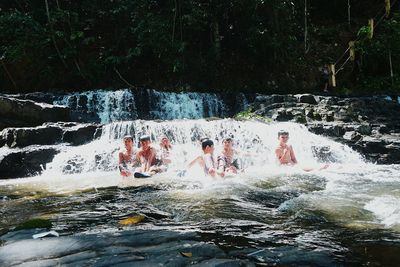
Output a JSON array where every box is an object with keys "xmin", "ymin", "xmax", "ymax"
[
  {"xmin": 53, "ymin": 89, "xmax": 247, "ymax": 123},
  {"xmin": 147, "ymin": 89, "xmax": 228, "ymax": 120},
  {"xmin": 42, "ymin": 119, "xmax": 364, "ymax": 176},
  {"xmin": 54, "ymin": 89, "xmax": 138, "ymax": 123}
]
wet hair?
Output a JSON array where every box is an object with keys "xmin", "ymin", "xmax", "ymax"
[
  {"xmin": 201, "ymin": 139, "xmax": 214, "ymax": 150},
  {"xmin": 222, "ymin": 137, "xmax": 233, "ymax": 143},
  {"xmin": 123, "ymin": 135, "xmax": 133, "ymax": 142},
  {"xmin": 278, "ymin": 130, "xmax": 289, "ymax": 137},
  {"xmin": 139, "ymin": 135, "xmax": 151, "ymax": 141}
]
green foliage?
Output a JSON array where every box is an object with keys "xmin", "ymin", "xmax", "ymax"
[
  {"xmin": 14, "ymin": 218, "xmax": 52, "ymax": 230},
  {"xmin": 0, "ymin": 0, "xmax": 399, "ymax": 94},
  {"xmin": 235, "ymin": 109, "xmax": 272, "ymax": 123}
]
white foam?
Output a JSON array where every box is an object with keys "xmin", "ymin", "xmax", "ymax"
[{"xmin": 365, "ymin": 196, "xmax": 400, "ymax": 227}]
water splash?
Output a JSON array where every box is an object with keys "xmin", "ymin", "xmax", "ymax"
[{"xmin": 41, "ymin": 119, "xmax": 364, "ymax": 178}]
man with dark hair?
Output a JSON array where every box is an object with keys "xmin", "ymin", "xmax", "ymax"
[
  {"xmin": 217, "ymin": 137, "xmax": 240, "ymax": 177},
  {"xmin": 136, "ymin": 135, "xmax": 160, "ymax": 175},
  {"xmin": 188, "ymin": 138, "xmax": 220, "ymax": 177},
  {"xmin": 118, "ymin": 135, "xmax": 138, "ymax": 177}
]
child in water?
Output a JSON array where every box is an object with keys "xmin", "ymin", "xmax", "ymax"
[{"xmin": 275, "ymin": 130, "xmax": 328, "ymax": 171}]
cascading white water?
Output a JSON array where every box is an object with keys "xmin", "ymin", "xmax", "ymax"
[
  {"xmin": 147, "ymin": 90, "xmax": 228, "ymax": 119},
  {"xmin": 54, "ymin": 89, "xmax": 138, "ymax": 123},
  {"xmin": 53, "ymin": 89, "xmax": 239, "ymax": 123},
  {"xmin": 42, "ymin": 119, "xmax": 364, "ymax": 177}
]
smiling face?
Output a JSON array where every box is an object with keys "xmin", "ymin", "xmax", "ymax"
[
  {"xmin": 140, "ymin": 139, "xmax": 151, "ymax": 150},
  {"xmin": 124, "ymin": 138, "xmax": 134, "ymax": 150}
]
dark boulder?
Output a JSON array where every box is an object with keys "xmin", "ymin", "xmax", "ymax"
[
  {"xmin": 63, "ymin": 124, "xmax": 103, "ymax": 146},
  {"xmin": 0, "ymin": 146, "xmax": 60, "ymax": 179},
  {"xmin": 0, "ymin": 122, "xmax": 102, "ymax": 148},
  {"xmin": 297, "ymin": 94, "xmax": 317, "ymax": 105},
  {"xmin": 1, "ymin": 126, "xmax": 63, "ymax": 148},
  {"xmin": 0, "ymin": 96, "xmax": 70, "ymax": 130}
]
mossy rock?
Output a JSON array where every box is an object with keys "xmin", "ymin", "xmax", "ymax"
[
  {"xmin": 234, "ymin": 110, "xmax": 272, "ymax": 123},
  {"xmin": 14, "ymin": 218, "xmax": 52, "ymax": 230}
]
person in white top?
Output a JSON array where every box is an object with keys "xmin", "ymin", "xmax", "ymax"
[{"xmin": 188, "ymin": 138, "xmax": 221, "ymax": 177}]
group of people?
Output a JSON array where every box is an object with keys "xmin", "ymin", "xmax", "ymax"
[
  {"xmin": 118, "ymin": 135, "xmax": 172, "ymax": 177},
  {"xmin": 118, "ymin": 130, "xmax": 307, "ymax": 178}
]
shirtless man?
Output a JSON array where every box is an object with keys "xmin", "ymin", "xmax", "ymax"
[
  {"xmin": 188, "ymin": 138, "xmax": 219, "ymax": 177},
  {"xmin": 118, "ymin": 135, "xmax": 138, "ymax": 177},
  {"xmin": 217, "ymin": 137, "xmax": 240, "ymax": 177},
  {"xmin": 275, "ymin": 130, "xmax": 297, "ymax": 165},
  {"xmin": 137, "ymin": 135, "xmax": 160, "ymax": 175}
]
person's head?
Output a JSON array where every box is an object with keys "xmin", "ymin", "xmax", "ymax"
[
  {"xmin": 139, "ymin": 135, "xmax": 151, "ymax": 150},
  {"xmin": 222, "ymin": 137, "xmax": 233, "ymax": 149},
  {"xmin": 201, "ymin": 138, "xmax": 214, "ymax": 153},
  {"xmin": 278, "ymin": 130, "xmax": 289, "ymax": 143},
  {"xmin": 160, "ymin": 135, "xmax": 171, "ymax": 148},
  {"xmin": 123, "ymin": 135, "xmax": 134, "ymax": 150}
]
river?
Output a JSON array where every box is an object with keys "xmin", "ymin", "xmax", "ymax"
[{"xmin": 1, "ymin": 119, "xmax": 400, "ymax": 266}]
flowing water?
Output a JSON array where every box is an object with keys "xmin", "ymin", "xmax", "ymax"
[
  {"xmin": 1, "ymin": 119, "xmax": 400, "ymax": 266},
  {"xmin": 52, "ymin": 89, "xmax": 246, "ymax": 122}
]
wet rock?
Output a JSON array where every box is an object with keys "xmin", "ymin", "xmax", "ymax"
[
  {"xmin": 0, "ymin": 146, "xmax": 60, "ymax": 179},
  {"xmin": 0, "ymin": 229, "xmax": 249, "ymax": 266},
  {"xmin": 1, "ymin": 126, "xmax": 63, "ymax": 148},
  {"xmin": 297, "ymin": 94, "xmax": 317, "ymax": 104},
  {"xmin": 62, "ymin": 124, "xmax": 102, "ymax": 146},
  {"xmin": 311, "ymin": 146, "xmax": 336, "ymax": 162},
  {"xmin": 355, "ymin": 124, "xmax": 372, "ymax": 135},
  {"xmin": 343, "ymin": 131, "xmax": 362, "ymax": 142},
  {"xmin": 0, "ymin": 122, "xmax": 102, "ymax": 149},
  {"xmin": 0, "ymin": 96, "xmax": 70, "ymax": 130}
]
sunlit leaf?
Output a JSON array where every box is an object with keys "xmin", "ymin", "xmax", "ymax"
[
  {"xmin": 119, "ymin": 215, "xmax": 145, "ymax": 225},
  {"xmin": 180, "ymin": 252, "xmax": 192, "ymax": 257}
]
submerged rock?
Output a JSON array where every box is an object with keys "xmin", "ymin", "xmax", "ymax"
[{"xmin": 0, "ymin": 229, "xmax": 247, "ymax": 266}]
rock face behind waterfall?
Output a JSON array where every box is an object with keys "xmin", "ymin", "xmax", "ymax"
[
  {"xmin": 0, "ymin": 95, "xmax": 70, "ymax": 130},
  {"xmin": 0, "ymin": 122, "xmax": 102, "ymax": 179},
  {"xmin": 249, "ymin": 94, "xmax": 400, "ymax": 164}
]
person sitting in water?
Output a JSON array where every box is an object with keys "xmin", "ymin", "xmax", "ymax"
[
  {"xmin": 275, "ymin": 130, "xmax": 328, "ymax": 171},
  {"xmin": 188, "ymin": 138, "xmax": 220, "ymax": 177},
  {"xmin": 137, "ymin": 135, "xmax": 162, "ymax": 175},
  {"xmin": 118, "ymin": 135, "xmax": 138, "ymax": 177},
  {"xmin": 275, "ymin": 130, "xmax": 297, "ymax": 165},
  {"xmin": 217, "ymin": 137, "xmax": 241, "ymax": 177},
  {"xmin": 159, "ymin": 135, "xmax": 172, "ymax": 165}
]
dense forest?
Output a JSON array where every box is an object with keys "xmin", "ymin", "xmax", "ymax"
[{"xmin": 1, "ymin": 0, "xmax": 399, "ymax": 94}]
